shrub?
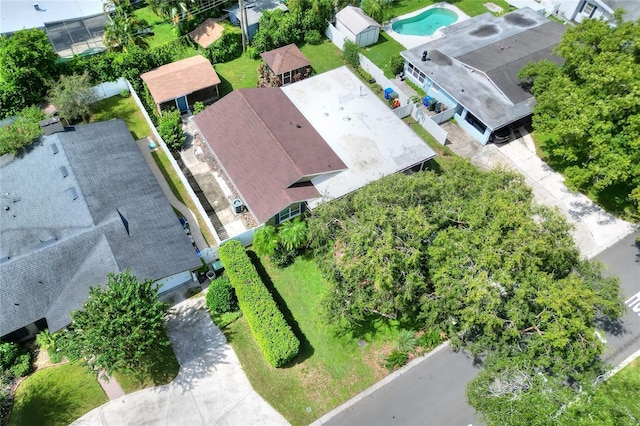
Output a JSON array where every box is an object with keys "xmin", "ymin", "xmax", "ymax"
[
  {"xmin": 192, "ymin": 101, "xmax": 205, "ymax": 115},
  {"xmin": 304, "ymin": 30, "xmax": 323, "ymax": 45},
  {"xmin": 0, "ymin": 105, "xmax": 45, "ymax": 156},
  {"xmin": 342, "ymin": 40, "xmax": 360, "ymax": 68},
  {"xmin": 206, "ymin": 276, "xmax": 238, "ymax": 315},
  {"xmin": 390, "ymin": 54, "xmax": 405, "ymax": 76},
  {"xmin": 270, "ymin": 245, "xmax": 297, "ymax": 268},
  {"xmin": 397, "ymin": 329, "xmax": 417, "ymax": 353},
  {"xmin": 245, "ymin": 46, "xmax": 260, "ymax": 60},
  {"xmin": 252, "ymin": 225, "xmax": 279, "ymax": 256},
  {"xmin": 384, "ymin": 350, "xmax": 408, "ymax": 371},
  {"xmin": 157, "ymin": 109, "xmax": 185, "ymax": 151},
  {"xmin": 218, "ymin": 240, "xmax": 300, "ymax": 367},
  {"xmin": 120, "ymin": 89, "xmax": 130, "ymax": 98},
  {"xmin": 205, "ymin": 23, "xmax": 243, "ymax": 63},
  {"xmin": 417, "ymin": 329, "xmax": 442, "ymax": 349},
  {"xmin": 0, "ymin": 342, "xmax": 31, "ymax": 378}
]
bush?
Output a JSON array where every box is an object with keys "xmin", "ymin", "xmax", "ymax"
[
  {"xmin": 218, "ymin": 240, "xmax": 300, "ymax": 367},
  {"xmin": 0, "ymin": 105, "xmax": 45, "ymax": 156},
  {"xmin": 157, "ymin": 109, "xmax": 185, "ymax": 151},
  {"xmin": 192, "ymin": 101, "xmax": 205, "ymax": 115},
  {"xmin": 245, "ymin": 46, "xmax": 260, "ymax": 60},
  {"xmin": 206, "ymin": 276, "xmax": 238, "ymax": 315},
  {"xmin": 120, "ymin": 89, "xmax": 130, "ymax": 98},
  {"xmin": 271, "ymin": 245, "xmax": 297, "ymax": 268},
  {"xmin": 397, "ymin": 329, "xmax": 417, "ymax": 353},
  {"xmin": 304, "ymin": 30, "xmax": 323, "ymax": 45},
  {"xmin": 417, "ymin": 329, "xmax": 442, "ymax": 349},
  {"xmin": 0, "ymin": 342, "xmax": 31, "ymax": 378},
  {"xmin": 342, "ymin": 40, "xmax": 360, "ymax": 69},
  {"xmin": 390, "ymin": 54, "xmax": 405, "ymax": 76},
  {"xmin": 205, "ymin": 23, "xmax": 243, "ymax": 63},
  {"xmin": 384, "ymin": 350, "xmax": 408, "ymax": 371}
]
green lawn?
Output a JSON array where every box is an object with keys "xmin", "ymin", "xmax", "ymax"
[
  {"xmin": 8, "ymin": 363, "xmax": 108, "ymax": 426},
  {"xmin": 387, "ymin": 0, "xmax": 512, "ymax": 19},
  {"xmin": 300, "ymin": 40, "xmax": 345, "ymax": 75},
  {"xmin": 214, "ymin": 55, "xmax": 261, "ymax": 97},
  {"xmin": 91, "ymin": 95, "xmax": 152, "ymax": 140},
  {"xmin": 560, "ymin": 360, "xmax": 640, "ymax": 425},
  {"xmin": 113, "ymin": 340, "xmax": 180, "ymax": 394},
  {"xmin": 361, "ymin": 32, "xmax": 406, "ymax": 78},
  {"xmin": 133, "ymin": 5, "xmax": 176, "ymax": 49},
  {"xmin": 223, "ymin": 253, "xmax": 400, "ymax": 426}
]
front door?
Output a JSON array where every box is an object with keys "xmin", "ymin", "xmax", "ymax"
[{"xmin": 176, "ymin": 96, "xmax": 188, "ymax": 112}]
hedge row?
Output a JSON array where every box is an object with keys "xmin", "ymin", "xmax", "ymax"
[{"xmin": 218, "ymin": 240, "xmax": 299, "ymax": 367}]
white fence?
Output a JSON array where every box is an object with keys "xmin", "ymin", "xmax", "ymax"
[
  {"xmin": 126, "ymin": 79, "xmax": 221, "ymax": 245},
  {"xmin": 431, "ymin": 107, "xmax": 457, "ymax": 124},
  {"xmin": 412, "ymin": 107, "xmax": 448, "ymax": 145},
  {"xmin": 392, "ymin": 104, "xmax": 413, "ymax": 119},
  {"xmin": 93, "ymin": 78, "xmax": 128, "ymax": 101},
  {"xmin": 325, "ymin": 22, "xmax": 346, "ymax": 50}
]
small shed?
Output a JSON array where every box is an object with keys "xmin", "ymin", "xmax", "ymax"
[
  {"xmin": 260, "ymin": 44, "xmax": 311, "ymax": 85},
  {"xmin": 335, "ymin": 6, "xmax": 381, "ymax": 47},
  {"xmin": 141, "ymin": 55, "xmax": 221, "ymax": 114}
]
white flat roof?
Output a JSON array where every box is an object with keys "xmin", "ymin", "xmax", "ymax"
[
  {"xmin": 281, "ymin": 66, "xmax": 436, "ymax": 208},
  {"xmin": 0, "ymin": 0, "xmax": 104, "ymax": 34}
]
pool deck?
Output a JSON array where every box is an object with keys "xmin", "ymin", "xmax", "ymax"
[{"xmin": 384, "ymin": 2, "xmax": 470, "ymax": 49}]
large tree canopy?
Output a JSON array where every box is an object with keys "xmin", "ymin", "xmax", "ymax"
[
  {"xmin": 62, "ymin": 270, "xmax": 171, "ymax": 375},
  {"xmin": 518, "ymin": 15, "xmax": 640, "ymax": 219},
  {"xmin": 308, "ymin": 159, "xmax": 623, "ymax": 424},
  {"xmin": 0, "ymin": 29, "xmax": 59, "ymax": 117}
]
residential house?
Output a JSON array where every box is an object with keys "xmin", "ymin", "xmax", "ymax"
[
  {"xmin": 552, "ymin": 0, "xmax": 640, "ymax": 23},
  {"xmin": 192, "ymin": 66, "xmax": 436, "ymax": 226},
  {"xmin": 0, "ymin": 120, "xmax": 202, "ymax": 341},
  {"xmin": 335, "ymin": 5, "xmax": 381, "ymax": 47},
  {"xmin": 226, "ymin": 0, "xmax": 288, "ymax": 41},
  {"xmin": 260, "ymin": 43, "xmax": 311, "ymax": 86},
  {"xmin": 401, "ymin": 7, "xmax": 566, "ymax": 144},
  {"xmin": 141, "ymin": 55, "xmax": 221, "ymax": 114}
]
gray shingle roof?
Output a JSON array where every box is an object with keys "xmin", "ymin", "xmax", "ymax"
[
  {"xmin": 402, "ymin": 8, "xmax": 566, "ymax": 130},
  {"xmin": 0, "ymin": 120, "xmax": 201, "ymax": 337}
]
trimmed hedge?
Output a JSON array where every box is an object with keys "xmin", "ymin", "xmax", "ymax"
[{"xmin": 218, "ymin": 240, "xmax": 299, "ymax": 367}]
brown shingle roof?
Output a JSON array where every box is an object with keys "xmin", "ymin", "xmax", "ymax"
[
  {"xmin": 193, "ymin": 88, "xmax": 346, "ymax": 223},
  {"xmin": 260, "ymin": 44, "xmax": 311, "ymax": 75},
  {"xmin": 189, "ymin": 18, "xmax": 225, "ymax": 48},
  {"xmin": 140, "ymin": 55, "xmax": 221, "ymax": 104}
]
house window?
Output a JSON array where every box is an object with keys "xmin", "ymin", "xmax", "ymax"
[
  {"xmin": 407, "ymin": 62, "xmax": 425, "ymax": 83},
  {"xmin": 278, "ymin": 203, "xmax": 301, "ymax": 222},
  {"xmin": 581, "ymin": 1, "xmax": 596, "ymax": 17}
]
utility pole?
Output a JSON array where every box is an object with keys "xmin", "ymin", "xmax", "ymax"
[{"xmin": 238, "ymin": 0, "xmax": 247, "ymax": 52}]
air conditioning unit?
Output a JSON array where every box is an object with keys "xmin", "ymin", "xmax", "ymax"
[{"xmin": 232, "ymin": 198, "xmax": 244, "ymax": 214}]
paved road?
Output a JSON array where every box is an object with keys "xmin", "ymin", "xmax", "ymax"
[{"xmin": 319, "ymin": 232, "xmax": 640, "ymax": 426}]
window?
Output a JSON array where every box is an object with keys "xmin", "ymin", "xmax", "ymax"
[
  {"xmin": 278, "ymin": 203, "xmax": 301, "ymax": 222},
  {"xmin": 581, "ymin": 2, "xmax": 595, "ymax": 16},
  {"xmin": 407, "ymin": 63, "xmax": 426, "ymax": 83}
]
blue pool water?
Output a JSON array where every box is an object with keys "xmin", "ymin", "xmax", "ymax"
[{"xmin": 392, "ymin": 8, "xmax": 458, "ymax": 36}]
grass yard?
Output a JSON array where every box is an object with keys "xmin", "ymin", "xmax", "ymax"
[
  {"xmin": 133, "ymin": 5, "xmax": 176, "ymax": 49},
  {"xmin": 151, "ymin": 150, "xmax": 217, "ymax": 245},
  {"xmin": 8, "ymin": 363, "xmax": 108, "ymax": 426},
  {"xmin": 223, "ymin": 254, "xmax": 400, "ymax": 426},
  {"xmin": 403, "ymin": 116, "xmax": 456, "ymax": 168},
  {"xmin": 91, "ymin": 95, "xmax": 152, "ymax": 140},
  {"xmin": 301, "ymin": 40, "xmax": 345, "ymax": 75},
  {"xmin": 214, "ymin": 55, "xmax": 261, "ymax": 97},
  {"xmin": 560, "ymin": 360, "xmax": 640, "ymax": 425},
  {"xmin": 113, "ymin": 340, "xmax": 180, "ymax": 393},
  {"xmin": 387, "ymin": 0, "xmax": 512, "ymax": 18},
  {"xmin": 361, "ymin": 32, "xmax": 406, "ymax": 78}
]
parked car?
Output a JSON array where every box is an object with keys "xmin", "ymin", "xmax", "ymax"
[{"xmin": 490, "ymin": 127, "xmax": 514, "ymax": 143}]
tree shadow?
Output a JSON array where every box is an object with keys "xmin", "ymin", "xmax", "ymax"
[
  {"xmin": 595, "ymin": 316, "xmax": 629, "ymax": 338},
  {"xmin": 247, "ymin": 251, "xmax": 315, "ymax": 366}
]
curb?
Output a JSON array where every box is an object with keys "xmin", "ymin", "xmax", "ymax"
[
  {"xmin": 606, "ymin": 347, "xmax": 640, "ymax": 380},
  {"xmin": 310, "ymin": 341, "xmax": 451, "ymax": 425}
]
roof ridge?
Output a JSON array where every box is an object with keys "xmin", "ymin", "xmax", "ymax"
[{"xmin": 238, "ymin": 90, "xmax": 304, "ymax": 177}]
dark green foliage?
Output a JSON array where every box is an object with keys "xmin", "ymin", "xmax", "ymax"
[
  {"xmin": 218, "ymin": 240, "xmax": 300, "ymax": 367},
  {"xmin": 0, "ymin": 106, "xmax": 45, "ymax": 156},
  {"xmin": 519, "ymin": 18, "xmax": 640, "ymax": 219},
  {"xmin": 384, "ymin": 350, "xmax": 407, "ymax": 371},
  {"xmin": 206, "ymin": 276, "xmax": 238, "ymax": 315},
  {"xmin": 396, "ymin": 329, "xmax": 417, "ymax": 353},
  {"xmin": 278, "ymin": 217, "xmax": 307, "ymax": 251},
  {"xmin": 158, "ymin": 109, "xmax": 185, "ymax": 151},
  {"xmin": 192, "ymin": 101, "xmax": 205, "ymax": 115},
  {"xmin": 270, "ymin": 245, "xmax": 297, "ymax": 269},
  {"xmin": 389, "ymin": 54, "xmax": 405, "ymax": 76},
  {"xmin": 0, "ymin": 342, "xmax": 31, "ymax": 379},
  {"xmin": 342, "ymin": 40, "xmax": 360, "ymax": 68},
  {"xmin": 0, "ymin": 29, "xmax": 59, "ymax": 117},
  {"xmin": 360, "ymin": 0, "xmax": 389, "ymax": 24},
  {"xmin": 252, "ymin": 225, "xmax": 280, "ymax": 257},
  {"xmin": 48, "ymin": 71, "xmax": 99, "ymax": 122},
  {"xmin": 304, "ymin": 30, "xmax": 323, "ymax": 45},
  {"xmin": 204, "ymin": 23, "xmax": 242, "ymax": 63},
  {"xmin": 417, "ymin": 329, "xmax": 441, "ymax": 349},
  {"xmin": 61, "ymin": 270, "xmax": 171, "ymax": 375}
]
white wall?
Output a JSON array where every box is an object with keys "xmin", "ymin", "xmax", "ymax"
[
  {"xmin": 156, "ymin": 270, "xmax": 195, "ymax": 294},
  {"xmin": 412, "ymin": 107, "xmax": 447, "ymax": 145},
  {"xmin": 93, "ymin": 78, "xmax": 128, "ymax": 101},
  {"xmin": 355, "ymin": 27, "xmax": 380, "ymax": 47}
]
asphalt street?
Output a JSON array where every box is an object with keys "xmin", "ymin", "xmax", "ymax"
[{"xmin": 322, "ymin": 231, "xmax": 640, "ymax": 426}]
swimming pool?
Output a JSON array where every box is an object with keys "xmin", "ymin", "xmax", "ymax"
[{"xmin": 392, "ymin": 8, "xmax": 458, "ymax": 36}]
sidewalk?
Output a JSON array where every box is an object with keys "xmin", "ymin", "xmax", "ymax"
[
  {"xmin": 135, "ymin": 137, "xmax": 209, "ymax": 251},
  {"xmin": 442, "ymin": 123, "xmax": 636, "ymax": 258},
  {"xmin": 97, "ymin": 373, "xmax": 124, "ymax": 400},
  {"xmin": 73, "ymin": 295, "xmax": 288, "ymax": 426}
]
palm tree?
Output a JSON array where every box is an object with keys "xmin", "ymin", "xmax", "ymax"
[
  {"xmin": 103, "ymin": 8, "xmax": 148, "ymax": 52},
  {"xmin": 278, "ymin": 217, "xmax": 308, "ymax": 251},
  {"xmin": 252, "ymin": 225, "xmax": 280, "ymax": 256},
  {"xmin": 148, "ymin": 0, "xmax": 196, "ymax": 25}
]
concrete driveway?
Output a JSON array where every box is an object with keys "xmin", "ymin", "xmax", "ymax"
[
  {"xmin": 442, "ymin": 123, "xmax": 636, "ymax": 258},
  {"xmin": 72, "ymin": 296, "xmax": 288, "ymax": 426}
]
